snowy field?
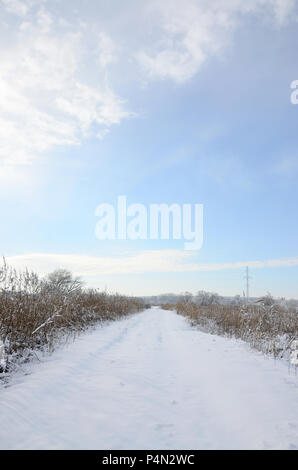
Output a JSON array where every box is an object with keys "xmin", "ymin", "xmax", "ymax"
[{"xmin": 0, "ymin": 307, "xmax": 297, "ymax": 450}]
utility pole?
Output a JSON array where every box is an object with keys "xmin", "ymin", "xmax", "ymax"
[{"xmin": 244, "ymin": 266, "xmax": 251, "ymax": 304}]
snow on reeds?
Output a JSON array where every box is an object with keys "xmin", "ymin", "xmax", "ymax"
[
  {"xmin": 175, "ymin": 297, "xmax": 298, "ymax": 363},
  {"xmin": 0, "ymin": 258, "xmax": 144, "ymax": 372}
]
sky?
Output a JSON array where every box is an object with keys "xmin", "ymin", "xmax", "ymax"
[{"xmin": 1, "ymin": 0, "xmax": 298, "ymax": 298}]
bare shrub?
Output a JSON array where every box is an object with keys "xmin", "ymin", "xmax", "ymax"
[
  {"xmin": 0, "ymin": 258, "xmax": 145, "ymax": 372},
  {"xmin": 161, "ymin": 303, "xmax": 175, "ymax": 310},
  {"xmin": 176, "ymin": 297, "xmax": 298, "ymax": 362}
]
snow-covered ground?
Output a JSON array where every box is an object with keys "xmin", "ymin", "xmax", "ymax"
[{"xmin": 0, "ymin": 307, "xmax": 297, "ymax": 450}]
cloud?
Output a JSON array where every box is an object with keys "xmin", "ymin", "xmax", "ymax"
[
  {"xmin": 271, "ymin": 0, "xmax": 297, "ymax": 24},
  {"xmin": 137, "ymin": 0, "xmax": 297, "ymax": 82},
  {"xmin": 1, "ymin": 0, "xmax": 31, "ymax": 16},
  {"xmin": 6, "ymin": 251, "xmax": 191, "ymax": 276},
  {"xmin": 0, "ymin": 2, "xmax": 133, "ymax": 167},
  {"xmin": 0, "ymin": 0, "xmax": 296, "ymax": 168},
  {"xmin": 274, "ymin": 156, "xmax": 298, "ymax": 175},
  {"xmin": 97, "ymin": 32, "xmax": 117, "ymax": 68},
  {"xmin": 5, "ymin": 251, "xmax": 298, "ymax": 277}
]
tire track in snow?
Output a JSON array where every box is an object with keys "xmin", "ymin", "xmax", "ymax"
[{"xmin": 0, "ymin": 307, "xmax": 297, "ymax": 449}]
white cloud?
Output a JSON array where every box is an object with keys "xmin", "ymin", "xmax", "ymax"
[
  {"xmin": 138, "ymin": 0, "xmax": 297, "ymax": 82},
  {"xmin": 6, "ymin": 251, "xmax": 191, "ymax": 276},
  {"xmin": 0, "ymin": 0, "xmax": 296, "ymax": 168},
  {"xmin": 97, "ymin": 32, "xmax": 116, "ymax": 68},
  {"xmin": 0, "ymin": 3, "xmax": 133, "ymax": 167},
  {"xmin": 271, "ymin": 0, "xmax": 297, "ymax": 24},
  {"xmin": 36, "ymin": 6, "xmax": 52, "ymax": 33},
  {"xmin": 6, "ymin": 251, "xmax": 298, "ymax": 277},
  {"xmin": 56, "ymin": 84, "xmax": 132, "ymax": 138},
  {"xmin": 1, "ymin": 0, "xmax": 30, "ymax": 16}
]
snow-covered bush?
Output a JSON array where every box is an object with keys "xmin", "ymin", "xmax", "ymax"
[
  {"xmin": 0, "ymin": 340, "xmax": 4, "ymax": 367},
  {"xmin": 195, "ymin": 290, "xmax": 222, "ymax": 306},
  {"xmin": 0, "ymin": 258, "xmax": 145, "ymax": 372},
  {"xmin": 176, "ymin": 297, "xmax": 298, "ymax": 364}
]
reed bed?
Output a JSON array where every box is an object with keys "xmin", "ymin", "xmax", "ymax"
[
  {"xmin": 175, "ymin": 299, "xmax": 298, "ymax": 361},
  {"xmin": 0, "ymin": 259, "xmax": 144, "ymax": 372}
]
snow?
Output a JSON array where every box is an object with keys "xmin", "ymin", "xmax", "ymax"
[
  {"xmin": 290, "ymin": 350, "xmax": 298, "ymax": 366},
  {"xmin": 0, "ymin": 307, "xmax": 297, "ymax": 450},
  {"xmin": 0, "ymin": 340, "xmax": 4, "ymax": 367},
  {"xmin": 290, "ymin": 340, "xmax": 298, "ymax": 365}
]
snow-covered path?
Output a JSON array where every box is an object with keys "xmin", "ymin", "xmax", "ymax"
[{"xmin": 0, "ymin": 307, "xmax": 297, "ymax": 450}]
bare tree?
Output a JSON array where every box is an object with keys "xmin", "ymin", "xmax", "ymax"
[
  {"xmin": 45, "ymin": 269, "xmax": 83, "ymax": 294},
  {"xmin": 195, "ymin": 290, "xmax": 220, "ymax": 306},
  {"xmin": 179, "ymin": 291, "xmax": 193, "ymax": 304}
]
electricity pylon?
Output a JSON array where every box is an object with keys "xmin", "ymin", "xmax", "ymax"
[{"xmin": 244, "ymin": 266, "xmax": 252, "ymax": 304}]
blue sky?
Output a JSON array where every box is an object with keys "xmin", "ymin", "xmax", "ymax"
[{"xmin": 1, "ymin": 0, "xmax": 298, "ymax": 297}]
